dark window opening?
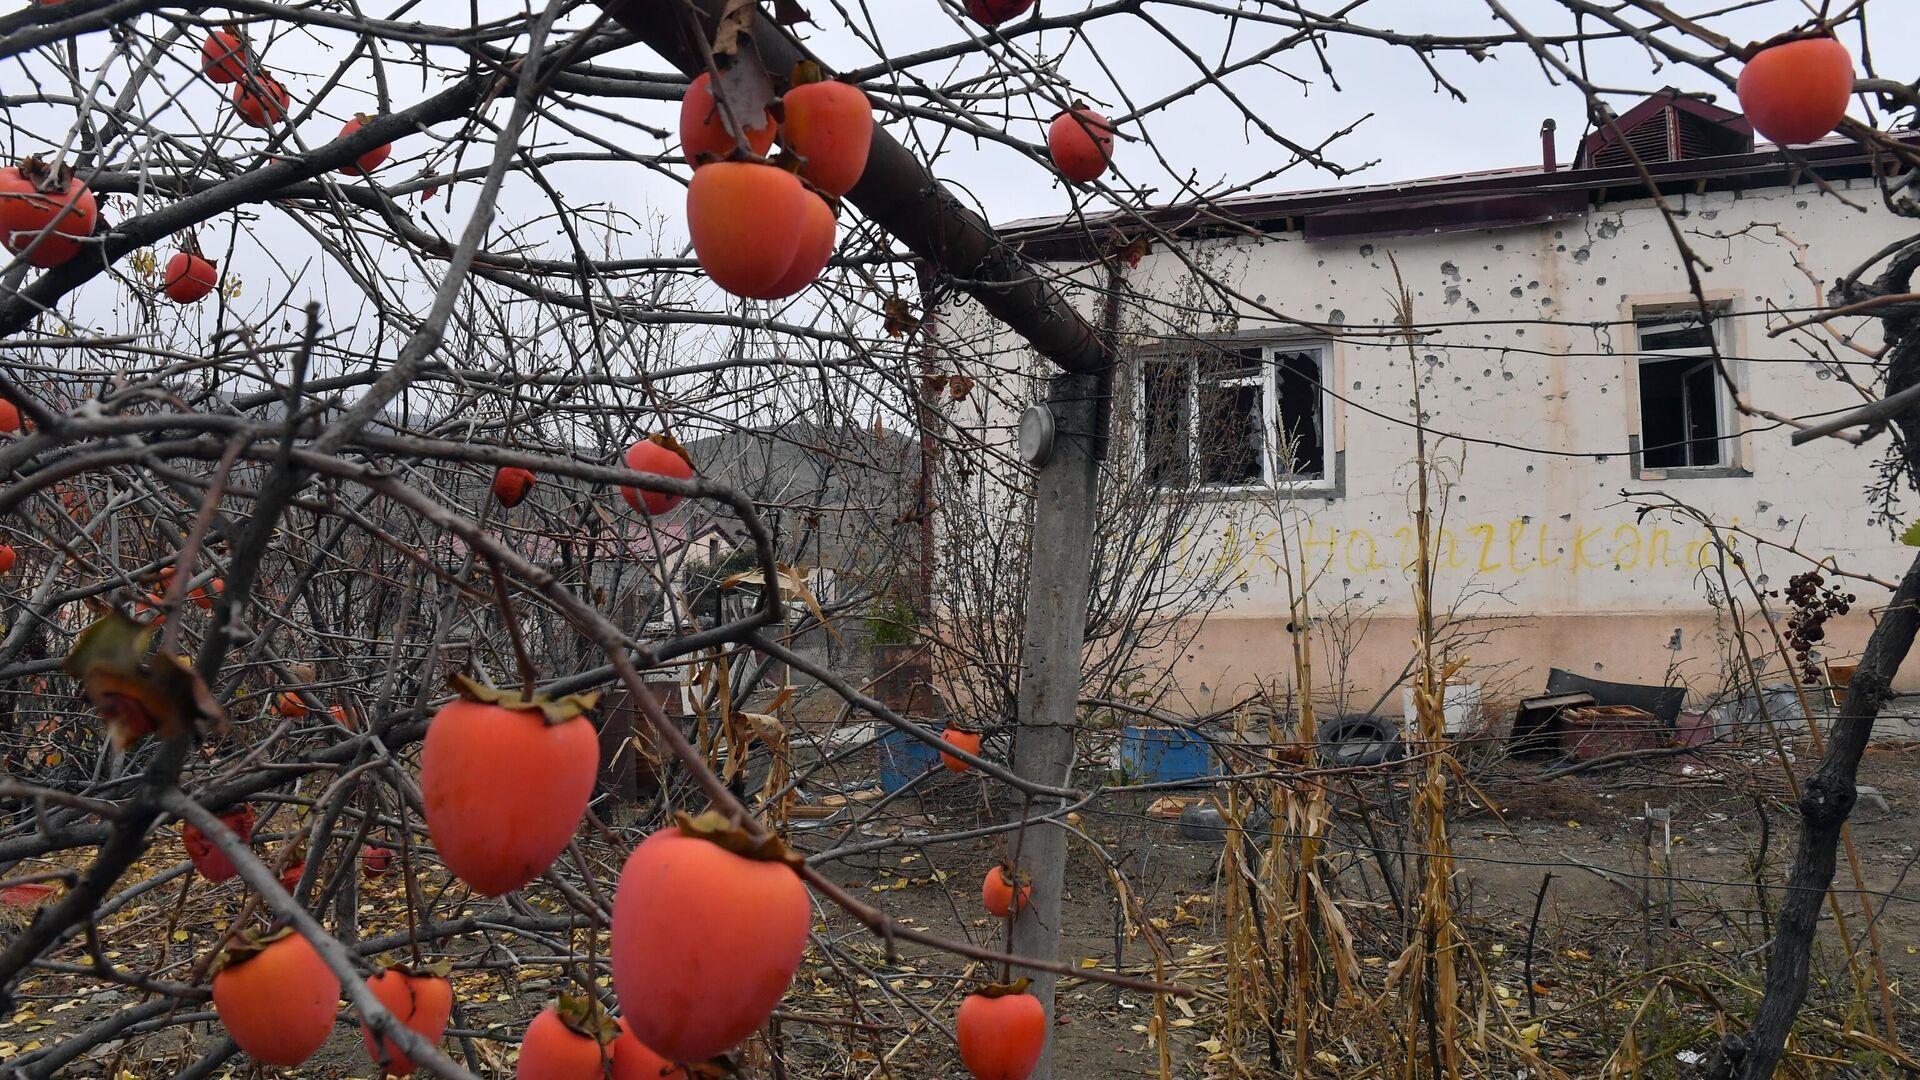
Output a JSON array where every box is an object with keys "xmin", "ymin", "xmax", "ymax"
[
  {"xmin": 1140, "ymin": 345, "xmax": 1329, "ymax": 488},
  {"xmin": 1637, "ymin": 314, "xmax": 1724, "ymax": 470},
  {"xmin": 1142, "ymin": 359, "xmax": 1191, "ymax": 487},
  {"xmin": 1196, "ymin": 349, "xmax": 1263, "ymax": 485},
  {"xmin": 1274, "ymin": 350, "xmax": 1325, "ymax": 479}
]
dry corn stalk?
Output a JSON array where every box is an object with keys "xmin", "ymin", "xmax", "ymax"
[{"xmin": 1391, "ymin": 260, "xmax": 1467, "ymax": 1080}]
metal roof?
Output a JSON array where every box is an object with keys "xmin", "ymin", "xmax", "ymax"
[{"xmin": 1000, "ymin": 126, "xmax": 1890, "ymax": 255}]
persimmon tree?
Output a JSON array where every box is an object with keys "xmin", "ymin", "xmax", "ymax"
[{"xmin": 1, "ymin": 2, "xmax": 1918, "ymax": 1079}]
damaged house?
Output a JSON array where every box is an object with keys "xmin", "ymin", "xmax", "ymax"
[{"xmin": 954, "ymin": 90, "xmax": 1918, "ymax": 727}]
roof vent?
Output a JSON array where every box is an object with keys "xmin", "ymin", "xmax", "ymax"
[{"xmin": 1578, "ymin": 89, "xmax": 1753, "ymax": 169}]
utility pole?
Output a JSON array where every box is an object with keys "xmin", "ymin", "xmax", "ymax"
[{"xmin": 1006, "ymin": 371, "xmax": 1103, "ymax": 1080}]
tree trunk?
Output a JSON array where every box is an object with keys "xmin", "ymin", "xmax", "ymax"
[
  {"xmin": 1007, "ymin": 371, "xmax": 1102, "ymax": 1080},
  {"xmin": 1737, "ymin": 549, "xmax": 1920, "ymax": 1077}
]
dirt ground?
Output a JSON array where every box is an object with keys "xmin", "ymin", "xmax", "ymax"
[
  {"xmin": 5, "ymin": 739, "xmax": 1917, "ymax": 1078},
  {"xmin": 790, "ymin": 740, "xmax": 1920, "ymax": 1079}
]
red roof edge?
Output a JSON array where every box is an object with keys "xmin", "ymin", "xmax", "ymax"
[{"xmin": 1003, "ymin": 132, "xmax": 1903, "ymax": 259}]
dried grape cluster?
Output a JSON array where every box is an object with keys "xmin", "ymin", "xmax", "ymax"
[{"xmin": 1774, "ymin": 570, "xmax": 1854, "ymax": 684}]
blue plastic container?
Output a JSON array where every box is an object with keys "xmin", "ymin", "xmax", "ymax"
[
  {"xmin": 1120, "ymin": 725, "xmax": 1215, "ymax": 784},
  {"xmin": 878, "ymin": 729, "xmax": 943, "ymax": 793}
]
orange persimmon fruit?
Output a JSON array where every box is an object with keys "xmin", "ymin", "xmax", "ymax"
[
  {"xmin": 611, "ymin": 812, "xmax": 811, "ymax": 1062},
  {"xmin": 940, "ymin": 727, "xmax": 982, "ymax": 772},
  {"xmin": 620, "ymin": 436, "xmax": 695, "ymax": 516},
  {"xmin": 212, "ymin": 929, "xmax": 341, "ymax": 1066},
  {"xmin": 685, "ymin": 161, "xmax": 809, "ymax": 298},
  {"xmin": 419, "ymin": 675, "xmax": 599, "ymax": 895},
  {"xmin": 956, "ymin": 980, "xmax": 1046, "ymax": 1080},
  {"xmin": 982, "ymin": 863, "xmax": 1030, "ymax": 918},
  {"xmin": 1046, "ymin": 105, "xmax": 1114, "ymax": 183},
  {"xmin": 361, "ymin": 965, "xmax": 454, "ymax": 1077},
  {"xmin": 680, "ymin": 72, "xmax": 778, "ymax": 165},
  {"xmin": 781, "ymin": 75, "xmax": 872, "ymax": 197},
  {"xmin": 1738, "ymin": 36, "xmax": 1854, "ymax": 145}
]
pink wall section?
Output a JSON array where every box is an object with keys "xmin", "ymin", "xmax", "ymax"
[{"xmin": 1154, "ymin": 610, "xmax": 1917, "ymax": 724}]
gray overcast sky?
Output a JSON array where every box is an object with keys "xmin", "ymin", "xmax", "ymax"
[
  {"xmin": 15, "ymin": 1, "xmax": 1919, "ymax": 352},
  {"xmin": 516, "ymin": 0, "xmax": 1920, "ymax": 250},
  {"xmin": 761, "ymin": 1, "xmax": 1918, "ymax": 221}
]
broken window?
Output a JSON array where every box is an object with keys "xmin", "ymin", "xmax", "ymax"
[
  {"xmin": 1140, "ymin": 344, "xmax": 1330, "ymax": 489},
  {"xmin": 1196, "ymin": 349, "xmax": 1263, "ymax": 485},
  {"xmin": 1635, "ymin": 312, "xmax": 1727, "ymax": 470},
  {"xmin": 1142, "ymin": 358, "xmax": 1192, "ymax": 486},
  {"xmin": 1273, "ymin": 350, "xmax": 1326, "ymax": 478}
]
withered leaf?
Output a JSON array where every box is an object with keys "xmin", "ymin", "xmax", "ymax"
[
  {"xmin": 676, "ymin": 809, "xmax": 802, "ymax": 866},
  {"xmin": 712, "ymin": 0, "xmax": 758, "ymax": 58},
  {"xmin": 446, "ymin": 672, "xmax": 597, "ymax": 727},
  {"xmin": 882, "ymin": 295, "xmax": 920, "ymax": 338},
  {"xmin": 772, "ymin": 0, "xmax": 813, "ymax": 26},
  {"xmin": 552, "ymin": 992, "xmax": 620, "ymax": 1045},
  {"xmin": 1119, "ymin": 234, "xmax": 1151, "ymax": 269},
  {"xmin": 64, "ymin": 611, "xmax": 227, "ymax": 750},
  {"xmin": 707, "ymin": 37, "xmax": 778, "ymax": 155}
]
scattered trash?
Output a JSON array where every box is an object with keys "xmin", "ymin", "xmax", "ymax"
[
  {"xmin": 1145, "ymin": 795, "xmax": 1202, "ymax": 819},
  {"xmin": 1400, "ymin": 682, "xmax": 1484, "ymax": 735},
  {"xmin": 1713, "ymin": 683, "xmax": 1812, "ymax": 738},
  {"xmin": 1545, "ymin": 668, "xmax": 1685, "ymax": 727},
  {"xmin": 1856, "ymin": 783, "xmax": 1891, "ymax": 814},
  {"xmin": 1513, "ymin": 692, "xmax": 1596, "ymax": 753},
  {"xmin": 1176, "ymin": 803, "xmax": 1272, "ymax": 843},
  {"xmin": 1317, "ymin": 714, "xmax": 1404, "ymax": 767},
  {"xmin": 1559, "ymin": 705, "xmax": 1663, "ymax": 760}
]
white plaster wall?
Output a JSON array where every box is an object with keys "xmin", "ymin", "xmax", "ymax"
[
  {"xmin": 942, "ymin": 174, "xmax": 1920, "ymax": 713},
  {"xmin": 971, "ymin": 176, "xmax": 1904, "ymax": 625}
]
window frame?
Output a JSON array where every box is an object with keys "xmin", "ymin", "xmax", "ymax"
[
  {"xmin": 1135, "ymin": 339, "xmax": 1340, "ymax": 497},
  {"xmin": 1628, "ymin": 302, "xmax": 1749, "ymax": 480}
]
